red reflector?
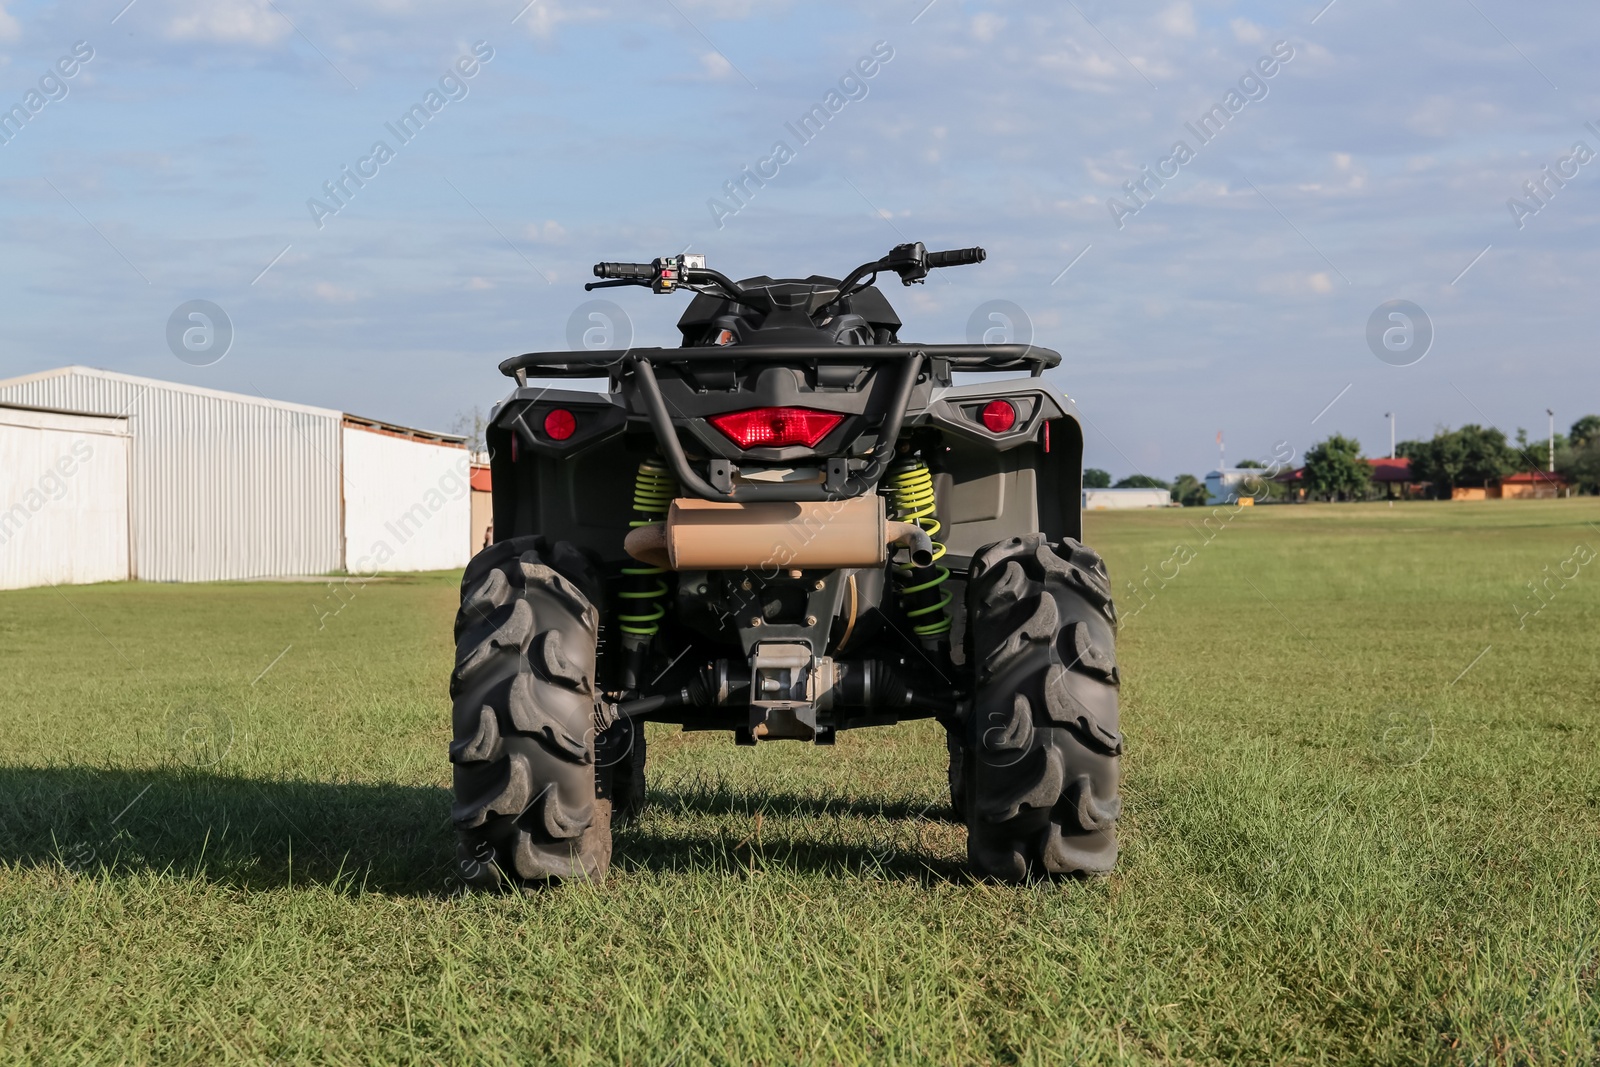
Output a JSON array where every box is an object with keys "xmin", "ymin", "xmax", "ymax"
[
  {"xmin": 543, "ymin": 408, "xmax": 577, "ymax": 440},
  {"xmin": 709, "ymin": 407, "xmax": 843, "ymax": 449},
  {"xmin": 981, "ymin": 400, "xmax": 1017, "ymax": 433}
]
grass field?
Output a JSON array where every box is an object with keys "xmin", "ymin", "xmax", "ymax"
[{"xmin": 1, "ymin": 499, "xmax": 1597, "ymax": 1065}]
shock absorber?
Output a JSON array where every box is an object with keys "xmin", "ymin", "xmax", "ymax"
[
  {"xmin": 617, "ymin": 457, "xmax": 677, "ymax": 689},
  {"xmin": 882, "ymin": 456, "xmax": 952, "ymax": 655}
]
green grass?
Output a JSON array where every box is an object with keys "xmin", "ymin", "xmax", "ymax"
[{"xmin": 1, "ymin": 499, "xmax": 1598, "ymax": 1065}]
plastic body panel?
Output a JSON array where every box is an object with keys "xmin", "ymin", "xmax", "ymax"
[{"xmin": 486, "ymin": 374, "xmax": 1082, "ymax": 569}]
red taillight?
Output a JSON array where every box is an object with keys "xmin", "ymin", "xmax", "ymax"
[
  {"xmin": 981, "ymin": 399, "xmax": 1017, "ymax": 433},
  {"xmin": 543, "ymin": 408, "xmax": 576, "ymax": 440},
  {"xmin": 709, "ymin": 407, "xmax": 844, "ymax": 449}
]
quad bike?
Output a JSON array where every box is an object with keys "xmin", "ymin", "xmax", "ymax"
[{"xmin": 449, "ymin": 243, "xmax": 1121, "ymax": 887}]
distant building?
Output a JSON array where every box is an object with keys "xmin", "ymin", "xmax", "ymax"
[
  {"xmin": 0, "ymin": 366, "xmax": 472, "ymax": 589},
  {"xmin": 1271, "ymin": 457, "xmax": 1570, "ymax": 500},
  {"xmin": 1452, "ymin": 471, "xmax": 1570, "ymax": 500},
  {"xmin": 471, "ymin": 463, "xmax": 493, "ymax": 549},
  {"xmin": 1083, "ymin": 487, "xmax": 1172, "ymax": 509},
  {"xmin": 1492, "ymin": 471, "xmax": 1568, "ymax": 499},
  {"xmin": 1204, "ymin": 468, "xmax": 1272, "ymax": 504},
  {"xmin": 1275, "ymin": 457, "xmax": 1423, "ymax": 500}
]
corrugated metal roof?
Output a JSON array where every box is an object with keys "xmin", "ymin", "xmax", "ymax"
[
  {"xmin": 343, "ymin": 413, "xmax": 467, "ymax": 447},
  {"xmin": 0, "ymin": 365, "xmax": 341, "ymax": 418}
]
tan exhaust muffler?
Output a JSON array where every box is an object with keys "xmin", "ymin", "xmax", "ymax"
[{"xmin": 624, "ymin": 495, "xmax": 932, "ymax": 571}]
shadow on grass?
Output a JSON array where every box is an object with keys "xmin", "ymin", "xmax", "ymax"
[
  {"xmin": 613, "ymin": 823, "xmax": 970, "ymax": 885},
  {"xmin": 0, "ymin": 765, "xmax": 457, "ymax": 896},
  {"xmin": 647, "ymin": 778, "xmax": 959, "ymax": 822},
  {"xmin": 0, "ymin": 766, "xmax": 969, "ymax": 894}
]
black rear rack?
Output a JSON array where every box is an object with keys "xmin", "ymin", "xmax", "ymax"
[{"xmin": 497, "ymin": 343, "xmax": 1060, "ymax": 381}]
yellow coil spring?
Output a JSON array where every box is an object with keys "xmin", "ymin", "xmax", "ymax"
[
  {"xmin": 618, "ymin": 459, "xmax": 677, "ymax": 636},
  {"xmin": 883, "ymin": 459, "xmax": 952, "ymax": 637}
]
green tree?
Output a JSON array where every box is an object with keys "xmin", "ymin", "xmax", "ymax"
[
  {"xmin": 1303, "ymin": 434, "xmax": 1371, "ymax": 501},
  {"xmin": 1401, "ymin": 425, "xmax": 1517, "ymax": 496},
  {"xmin": 1569, "ymin": 414, "xmax": 1600, "ymax": 449},
  {"xmin": 1236, "ymin": 459, "xmax": 1266, "ymax": 468},
  {"xmin": 1083, "ymin": 468, "xmax": 1112, "ymax": 489},
  {"xmin": 1559, "ymin": 437, "xmax": 1600, "ymax": 494},
  {"xmin": 1170, "ymin": 473, "xmax": 1208, "ymax": 507},
  {"xmin": 1114, "ymin": 474, "xmax": 1170, "ymax": 490},
  {"xmin": 1515, "ymin": 427, "xmax": 1568, "ymax": 473},
  {"xmin": 1556, "ymin": 415, "xmax": 1600, "ymax": 493}
]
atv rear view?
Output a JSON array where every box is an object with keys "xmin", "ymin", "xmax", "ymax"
[{"xmin": 449, "ymin": 243, "xmax": 1122, "ymax": 886}]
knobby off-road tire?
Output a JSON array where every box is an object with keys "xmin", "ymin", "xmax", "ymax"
[
  {"xmin": 449, "ymin": 536, "xmax": 612, "ymax": 888},
  {"xmin": 946, "ymin": 732, "xmax": 966, "ymax": 821},
  {"xmin": 962, "ymin": 534, "xmax": 1123, "ymax": 880},
  {"xmin": 597, "ymin": 716, "xmax": 646, "ymax": 825}
]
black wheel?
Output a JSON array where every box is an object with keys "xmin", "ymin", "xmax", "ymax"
[
  {"xmin": 597, "ymin": 717, "xmax": 646, "ymax": 825},
  {"xmin": 449, "ymin": 536, "xmax": 611, "ymax": 888},
  {"xmin": 962, "ymin": 534, "xmax": 1123, "ymax": 881},
  {"xmin": 945, "ymin": 730, "xmax": 966, "ymax": 821}
]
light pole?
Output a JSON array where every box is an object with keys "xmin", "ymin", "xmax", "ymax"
[
  {"xmin": 1386, "ymin": 412, "xmax": 1395, "ymax": 459},
  {"xmin": 1547, "ymin": 408, "xmax": 1555, "ymax": 473}
]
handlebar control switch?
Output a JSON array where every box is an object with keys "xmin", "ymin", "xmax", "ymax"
[
  {"xmin": 652, "ymin": 255, "xmax": 679, "ymax": 294},
  {"xmin": 885, "ymin": 242, "xmax": 931, "ymax": 285},
  {"xmin": 650, "ymin": 253, "xmax": 707, "ymax": 294}
]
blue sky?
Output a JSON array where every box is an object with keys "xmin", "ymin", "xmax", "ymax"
[{"xmin": 0, "ymin": 0, "xmax": 1594, "ymax": 479}]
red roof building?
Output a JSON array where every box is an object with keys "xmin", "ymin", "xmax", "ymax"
[
  {"xmin": 1366, "ymin": 457, "xmax": 1413, "ymax": 483},
  {"xmin": 1494, "ymin": 470, "xmax": 1569, "ymax": 499},
  {"xmin": 1274, "ymin": 457, "xmax": 1575, "ymax": 501},
  {"xmin": 1275, "ymin": 457, "xmax": 1415, "ymax": 484}
]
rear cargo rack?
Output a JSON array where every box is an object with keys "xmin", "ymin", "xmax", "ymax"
[{"xmin": 497, "ymin": 342, "xmax": 1060, "ymax": 381}]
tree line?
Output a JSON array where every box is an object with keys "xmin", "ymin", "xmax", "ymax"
[
  {"xmin": 1083, "ymin": 414, "xmax": 1600, "ymax": 505},
  {"xmin": 1081, "ymin": 469, "xmax": 1212, "ymax": 507}
]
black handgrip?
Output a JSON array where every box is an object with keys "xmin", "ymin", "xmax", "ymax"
[
  {"xmin": 926, "ymin": 247, "xmax": 986, "ymax": 268},
  {"xmin": 594, "ymin": 261, "xmax": 655, "ymax": 279}
]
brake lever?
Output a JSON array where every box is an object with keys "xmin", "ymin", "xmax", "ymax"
[{"xmin": 584, "ymin": 278, "xmax": 652, "ymax": 292}]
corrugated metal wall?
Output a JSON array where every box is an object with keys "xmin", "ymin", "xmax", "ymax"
[
  {"xmin": 0, "ymin": 368, "xmax": 342, "ymax": 581},
  {"xmin": 0, "ymin": 407, "xmax": 131, "ymax": 589},
  {"xmin": 342, "ymin": 423, "xmax": 472, "ymax": 573}
]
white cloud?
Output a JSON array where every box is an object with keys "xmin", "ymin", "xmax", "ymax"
[
  {"xmin": 523, "ymin": 221, "xmax": 566, "ymax": 242},
  {"xmin": 312, "ymin": 281, "xmax": 358, "ymax": 303},
  {"xmin": 1256, "ymin": 271, "xmax": 1337, "ymax": 297},
  {"xmin": 1036, "ymin": 46, "xmax": 1125, "ymax": 89},
  {"xmin": 0, "ymin": 3, "xmax": 20, "ymax": 43},
  {"xmin": 514, "ymin": 1, "xmax": 612, "ymax": 42},
  {"xmin": 698, "ymin": 50, "xmax": 734, "ymax": 80},
  {"xmin": 1157, "ymin": 1, "xmax": 1196, "ymax": 38},
  {"xmin": 466, "ymin": 276, "xmax": 495, "ymax": 290},
  {"xmin": 971, "ymin": 13, "xmax": 1005, "ymax": 43},
  {"xmin": 1230, "ymin": 18, "xmax": 1264, "ymax": 44},
  {"xmin": 167, "ymin": 1, "xmax": 290, "ymax": 46}
]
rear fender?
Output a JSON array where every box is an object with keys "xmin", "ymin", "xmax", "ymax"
[
  {"xmin": 911, "ymin": 380, "xmax": 1083, "ymax": 565},
  {"xmin": 487, "ymin": 387, "xmax": 635, "ymax": 561}
]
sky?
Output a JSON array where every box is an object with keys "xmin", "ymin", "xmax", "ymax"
[{"xmin": 0, "ymin": 0, "xmax": 1595, "ymax": 480}]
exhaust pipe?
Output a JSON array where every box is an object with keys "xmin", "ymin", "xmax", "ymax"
[
  {"xmin": 885, "ymin": 521, "xmax": 934, "ymax": 568},
  {"xmin": 622, "ymin": 494, "xmax": 932, "ymax": 570}
]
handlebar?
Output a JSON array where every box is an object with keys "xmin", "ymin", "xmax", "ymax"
[
  {"xmin": 926, "ymin": 247, "xmax": 986, "ymax": 268},
  {"xmin": 594, "ymin": 262, "xmax": 656, "ymax": 279},
  {"xmin": 588, "ymin": 243, "xmax": 987, "ymax": 309}
]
